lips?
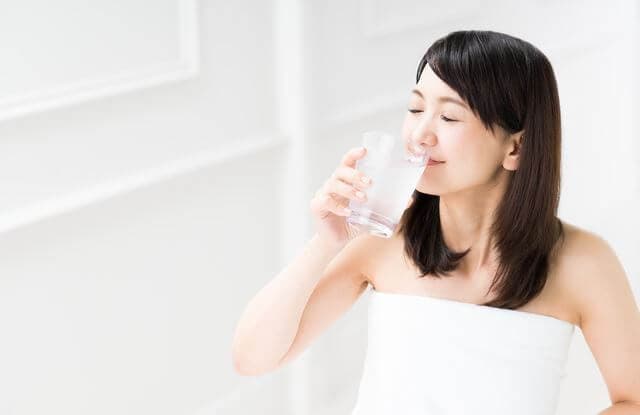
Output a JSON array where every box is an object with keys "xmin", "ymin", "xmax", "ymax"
[{"xmin": 427, "ymin": 158, "xmax": 444, "ymax": 166}]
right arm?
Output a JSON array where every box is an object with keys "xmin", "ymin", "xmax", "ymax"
[
  {"xmin": 231, "ymin": 232, "xmax": 371, "ymax": 376},
  {"xmin": 231, "ymin": 145, "xmax": 374, "ymax": 376}
]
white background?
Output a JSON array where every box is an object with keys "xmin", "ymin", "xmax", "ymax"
[{"xmin": 0, "ymin": 1, "xmax": 637, "ymax": 414}]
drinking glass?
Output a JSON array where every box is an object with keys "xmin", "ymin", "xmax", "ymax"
[{"xmin": 346, "ymin": 131, "xmax": 429, "ymax": 238}]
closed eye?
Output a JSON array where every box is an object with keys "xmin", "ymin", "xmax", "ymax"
[{"xmin": 408, "ymin": 109, "xmax": 457, "ymax": 122}]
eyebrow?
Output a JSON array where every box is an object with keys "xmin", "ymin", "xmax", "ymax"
[{"xmin": 411, "ymin": 88, "xmax": 468, "ymax": 110}]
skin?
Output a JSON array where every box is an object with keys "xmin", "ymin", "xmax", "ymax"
[
  {"xmin": 401, "ymin": 62, "xmax": 523, "ymax": 279},
  {"xmin": 390, "ymin": 62, "xmax": 640, "ymax": 412}
]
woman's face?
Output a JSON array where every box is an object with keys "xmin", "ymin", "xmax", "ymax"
[{"xmin": 401, "ymin": 63, "xmax": 518, "ymax": 196}]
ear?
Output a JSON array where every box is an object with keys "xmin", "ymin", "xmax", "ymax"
[{"xmin": 502, "ymin": 131, "xmax": 523, "ymax": 171}]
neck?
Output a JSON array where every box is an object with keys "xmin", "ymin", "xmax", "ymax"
[{"xmin": 438, "ymin": 172, "xmax": 510, "ymax": 278}]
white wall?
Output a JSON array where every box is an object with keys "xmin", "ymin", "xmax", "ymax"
[
  {"xmin": 0, "ymin": 1, "xmax": 637, "ymax": 414},
  {"xmin": 0, "ymin": 1, "xmax": 292, "ymax": 414}
]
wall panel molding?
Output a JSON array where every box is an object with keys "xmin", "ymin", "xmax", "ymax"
[
  {"xmin": 0, "ymin": 133, "xmax": 288, "ymax": 234},
  {"xmin": 0, "ymin": 0, "xmax": 199, "ymax": 123}
]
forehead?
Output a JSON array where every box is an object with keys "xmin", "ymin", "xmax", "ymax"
[
  {"xmin": 414, "ymin": 64, "xmax": 469, "ymax": 110},
  {"xmin": 416, "ymin": 63, "xmax": 462, "ymax": 99}
]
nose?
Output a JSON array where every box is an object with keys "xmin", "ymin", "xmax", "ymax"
[{"xmin": 408, "ymin": 119, "xmax": 437, "ymax": 155}]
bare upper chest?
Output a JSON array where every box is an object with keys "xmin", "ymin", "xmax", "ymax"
[{"xmin": 361, "ymin": 231, "xmax": 581, "ymax": 327}]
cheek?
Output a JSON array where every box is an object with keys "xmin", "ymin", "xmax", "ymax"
[
  {"xmin": 446, "ymin": 133, "xmax": 483, "ymax": 161},
  {"xmin": 455, "ymin": 148, "xmax": 501, "ymax": 181},
  {"xmin": 400, "ymin": 115, "xmax": 413, "ymax": 141},
  {"xmin": 438, "ymin": 135, "xmax": 467, "ymax": 164},
  {"xmin": 438, "ymin": 140, "xmax": 490, "ymax": 180}
]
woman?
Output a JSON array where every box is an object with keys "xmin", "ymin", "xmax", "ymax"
[{"xmin": 231, "ymin": 30, "xmax": 640, "ymax": 414}]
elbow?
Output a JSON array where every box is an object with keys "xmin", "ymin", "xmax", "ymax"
[
  {"xmin": 233, "ymin": 360, "xmax": 274, "ymax": 377},
  {"xmin": 232, "ymin": 350, "xmax": 249, "ymax": 376},
  {"xmin": 231, "ymin": 331, "xmax": 260, "ymax": 376},
  {"xmin": 232, "ymin": 349, "xmax": 278, "ymax": 377},
  {"xmin": 230, "ymin": 329, "xmax": 285, "ymax": 376},
  {"xmin": 232, "ymin": 346, "xmax": 256, "ymax": 376}
]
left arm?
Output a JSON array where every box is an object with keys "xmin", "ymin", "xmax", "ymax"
[
  {"xmin": 570, "ymin": 232, "xmax": 640, "ymax": 414},
  {"xmin": 599, "ymin": 401, "xmax": 640, "ymax": 415}
]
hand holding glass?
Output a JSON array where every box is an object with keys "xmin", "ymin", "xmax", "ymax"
[{"xmin": 346, "ymin": 131, "xmax": 429, "ymax": 238}]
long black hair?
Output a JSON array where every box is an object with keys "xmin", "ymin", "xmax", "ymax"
[{"xmin": 396, "ymin": 30, "xmax": 565, "ymax": 310}]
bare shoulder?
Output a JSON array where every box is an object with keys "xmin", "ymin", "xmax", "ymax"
[
  {"xmin": 554, "ymin": 220, "xmax": 637, "ymax": 327},
  {"xmin": 555, "ymin": 220, "xmax": 621, "ymax": 280},
  {"xmin": 354, "ymin": 231, "xmax": 404, "ymax": 289},
  {"xmin": 555, "ymin": 220, "xmax": 610, "ymax": 262},
  {"xmin": 334, "ymin": 232, "xmax": 389, "ymax": 287}
]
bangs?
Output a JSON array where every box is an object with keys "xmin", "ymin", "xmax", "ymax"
[{"xmin": 416, "ymin": 31, "xmax": 530, "ymax": 136}]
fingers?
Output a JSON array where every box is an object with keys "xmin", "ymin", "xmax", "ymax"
[
  {"xmin": 323, "ymin": 178, "xmax": 368, "ymax": 204},
  {"xmin": 310, "ymin": 146, "xmax": 374, "ymax": 220},
  {"xmin": 341, "ymin": 146, "xmax": 368, "ymax": 168},
  {"xmin": 325, "ymin": 193, "xmax": 352, "ymax": 216},
  {"xmin": 311, "ymin": 192, "xmax": 352, "ymax": 217},
  {"xmin": 332, "ymin": 166, "xmax": 372, "ymax": 191}
]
